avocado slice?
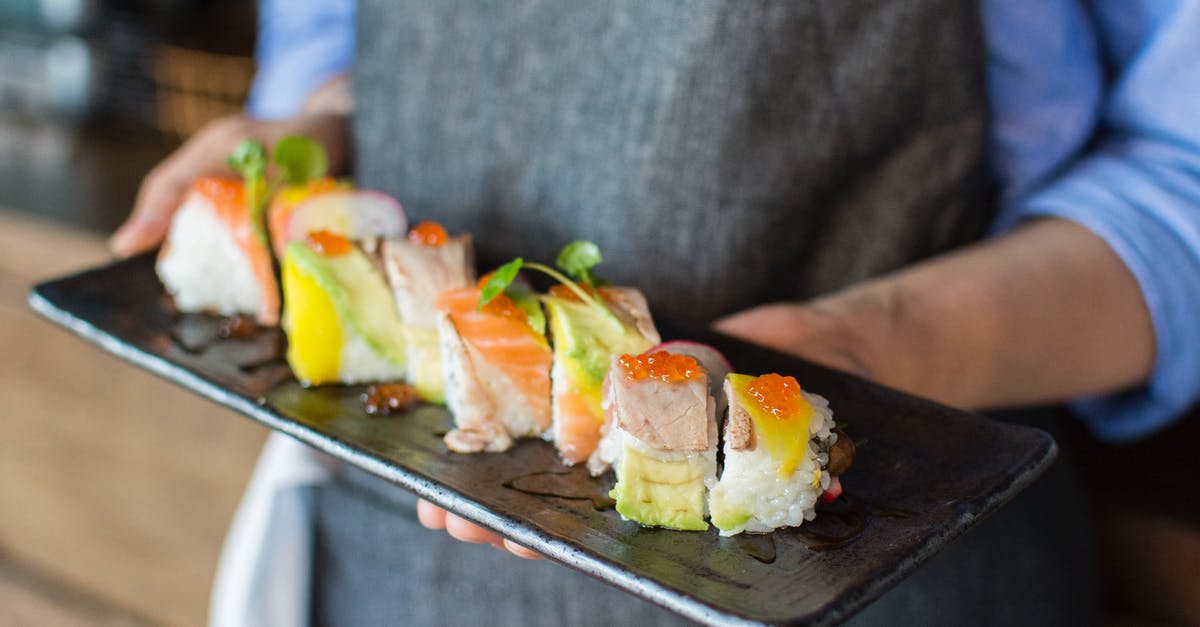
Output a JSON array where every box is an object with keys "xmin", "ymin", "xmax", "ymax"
[
  {"xmin": 284, "ymin": 242, "xmax": 407, "ymax": 372},
  {"xmin": 542, "ymin": 294, "xmax": 653, "ymax": 415},
  {"xmin": 611, "ymin": 446, "xmax": 709, "ymax": 531}
]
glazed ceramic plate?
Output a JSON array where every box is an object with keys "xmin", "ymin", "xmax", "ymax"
[{"xmin": 30, "ymin": 254, "xmax": 1056, "ymax": 626}]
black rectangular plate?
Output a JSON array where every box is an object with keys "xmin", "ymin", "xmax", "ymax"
[{"xmin": 29, "ymin": 255, "xmax": 1056, "ymax": 626}]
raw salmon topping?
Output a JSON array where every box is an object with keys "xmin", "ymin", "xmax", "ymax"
[
  {"xmin": 304, "ymin": 229, "xmax": 352, "ymax": 256},
  {"xmin": 618, "ymin": 351, "xmax": 702, "ymax": 383},
  {"xmin": 408, "ymin": 221, "xmax": 448, "ymax": 246},
  {"xmin": 747, "ymin": 373, "xmax": 805, "ymax": 420}
]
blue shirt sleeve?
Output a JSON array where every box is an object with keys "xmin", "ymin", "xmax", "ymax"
[
  {"xmin": 248, "ymin": 0, "xmax": 357, "ymax": 119},
  {"xmin": 985, "ymin": 0, "xmax": 1200, "ymax": 441}
]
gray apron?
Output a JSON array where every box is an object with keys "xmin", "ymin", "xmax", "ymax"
[{"xmin": 314, "ymin": 1, "xmax": 1096, "ymax": 624}]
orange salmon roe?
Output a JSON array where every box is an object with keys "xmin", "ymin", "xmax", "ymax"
[
  {"xmin": 618, "ymin": 351, "xmax": 703, "ymax": 383},
  {"xmin": 306, "ymin": 177, "xmax": 339, "ymax": 195},
  {"xmin": 193, "ymin": 177, "xmax": 244, "ymax": 205},
  {"xmin": 408, "ymin": 221, "xmax": 448, "ymax": 246},
  {"xmin": 477, "ymin": 271, "xmax": 495, "ymax": 289},
  {"xmin": 548, "ymin": 284, "xmax": 598, "ymax": 302},
  {"xmin": 305, "ymin": 229, "xmax": 353, "ymax": 256},
  {"xmin": 746, "ymin": 373, "xmax": 805, "ymax": 420},
  {"xmin": 481, "ymin": 294, "xmax": 527, "ymax": 321}
]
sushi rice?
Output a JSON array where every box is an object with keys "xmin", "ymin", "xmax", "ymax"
[
  {"xmin": 157, "ymin": 193, "xmax": 263, "ymax": 318},
  {"xmin": 709, "ymin": 391, "xmax": 836, "ymax": 536}
]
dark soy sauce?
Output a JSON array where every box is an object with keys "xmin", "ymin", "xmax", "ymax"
[
  {"xmin": 791, "ymin": 494, "xmax": 868, "ymax": 551},
  {"xmin": 503, "ymin": 471, "xmax": 616, "ymax": 511},
  {"xmin": 733, "ymin": 534, "xmax": 777, "ymax": 564}
]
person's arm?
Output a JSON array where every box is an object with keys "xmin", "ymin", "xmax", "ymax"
[
  {"xmin": 729, "ymin": 1, "xmax": 1200, "ymax": 433},
  {"xmin": 717, "ymin": 217, "xmax": 1156, "ymax": 410},
  {"xmin": 422, "ymin": 0, "xmax": 1200, "ymax": 555},
  {"xmin": 109, "ymin": 0, "xmax": 356, "ymax": 257}
]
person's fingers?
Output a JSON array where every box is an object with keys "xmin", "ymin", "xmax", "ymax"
[
  {"xmin": 502, "ymin": 539, "xmax": 543, "ymax": 560},
  {"xmin": 444, "ymin": 512, "xmax": 504, "ymax": 546},
  {"xmin": 110, "ymin": 115, "xmax": 252, "ymax": 256},
  {"xmin": 110, "ymin": 166, "xmax": 189, "ymax": 256},
  {"xmin": 416, "ymin": 499, "xmax": 448, "ymax": 530}
]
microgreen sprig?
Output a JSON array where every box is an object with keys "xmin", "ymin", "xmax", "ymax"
[{"xmin": 478, "ymin": 241, "xmax": 624, "ymax": 330}]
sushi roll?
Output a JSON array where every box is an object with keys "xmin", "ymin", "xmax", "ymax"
[
  {"xmin": 156, "ymin": 177, "xmax": 279, "ymax": 325},
  {"xmin": 593, "ymin": 351, "xmax": 719, "ymax": 531},
  {"xmin": 709, "ymin": 373, "xmax": 839, "ymax": 536},
  {"xmin": 382, "ymin": 222, "xmax": 475, "ymax": 403},
  {"xmin": 435, "ymin": 285, "xmax": 553, "ymax": 453},
  {"xmin": 542, "ymin": 286, "xmax": 660, "ymax": 465},
  {"xmin": 281, "ymin": 230, "xmax": 407, "ymax": 385}
]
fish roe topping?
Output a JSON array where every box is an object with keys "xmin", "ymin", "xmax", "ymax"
[
  {"xmin": 305, "ymin": 177, "xmax": 339, "ymax": 195},
  {"xmin": 304, "ymin": 229, "xmax": 353, "ymax": 256},
  {"xmin": 548, "ymin": 283, "xmax": 598, "ymax": 302},
  {"xmin": 746, "ymin": 373, "xmax": 806, "ymax": 420},
  {"xmin": 193, "ymin": 177, "xmax": 244, "ymax": 205},
  {"xmin": 408, "ymin": 221, "xmax": 448, "ymax": 246},
  {"xmin": 481, "ymin": 293, "xmax": 528, "ymax": 322},
  {"xmin": 618, "ymin": 351, "xmax": 703, "ymax": 383}
]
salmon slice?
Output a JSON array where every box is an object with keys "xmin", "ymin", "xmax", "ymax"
[
  {"xmin": 194, "ymin": 177, "xmax": 280, "ymax": 326},
  {"xmin": 554, "ymin": 390, "xmax": 601, "ymax": 465},
  {"xmin": 436, "ymin": 287, "xmax": 553, "ymax": 451}
]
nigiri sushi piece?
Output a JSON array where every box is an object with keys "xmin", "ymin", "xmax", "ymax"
[
  {"xmin": 156, "ymin": 177, "xmax": 280, "ymax": 325},
  {"xmin": 542, "ymin": 286, "xmax": 660, "ymax": 465},
  {"xmin": 382, "ymin": 222, "xmax": 475, "ymax": 403},
  {"xmin": 281, "ymin": 231, "xmax": 407, "ymax": 385},
  {"xmin": 709, "ymin": 373, "xmax": 840, "ymax": 536},
  {"xmin": 591, "ymin": 351, "xmax": 718, "ymax": 531},
  {"xmin": 435, "ymin": 285, "xmax": 553, "ymax": 453}
]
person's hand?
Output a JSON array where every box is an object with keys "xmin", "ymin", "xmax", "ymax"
[
  {"xmin": 415, "ymin": 499, "xmax": 543, "ymax": 559},
  {"xmin": 713, "ymin": 298, "xmax": 883, "ymax": 382},
  {"xmin": 108, "ymin": 112, "xmax": 350, "ymax": 257}
]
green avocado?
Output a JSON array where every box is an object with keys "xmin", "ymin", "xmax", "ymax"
[
  {"xmin": 612, "ymin": 446, "xmax": 709, "ymax": 531},
  {"xmin": 285, "ymin": 242, "xmax": 407, "ymax": 367},
  {"xmin": 541, "ymin": 294, "xmax": 652, "ymax": 413}
]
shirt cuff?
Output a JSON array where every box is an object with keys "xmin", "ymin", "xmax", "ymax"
[
  {"xmin": 248, "ymin": 1, "xmax": 356, "ymax": 120},
  {"xmin": 992, "ymin": 139, "xmax": 1200, "ymax": 441}
]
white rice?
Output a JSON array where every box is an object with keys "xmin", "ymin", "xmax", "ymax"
[
  {"xmin": 156, "ymin": 193, "xmax": 262, "ymax": 317},
  {"xmin": 709, "ymin": 391, "xmax": 836, "ymax": 536}
]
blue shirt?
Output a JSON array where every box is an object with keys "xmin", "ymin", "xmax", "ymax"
[{"xmin": 250, "ymin": 0, "xmax": 1200, "ymax": 442}]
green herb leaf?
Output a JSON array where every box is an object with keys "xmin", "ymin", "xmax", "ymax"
[
  {"xmin": 478, "ymin": 258, "xmax": 523, "ymax": 309},
  {"xmin": 226, "ymin": 140, "xmax": 269, "ymax": 245},
  {"xmin": 555, "ymin": 240, "xmax": 602, "ymax": 286},
  {"xmin": 506, "ymin": 283, "xmax": 547, "ymax": 334},
  {"xmin": 226, "ymin": 139, "xmax": 266, "ymax": 180},
  {"xmin": 273, "ymin": 135, "xmax": 329, "ymax": 186}
]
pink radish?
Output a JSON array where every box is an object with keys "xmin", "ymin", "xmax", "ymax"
[
  {"xmin": 648, "ymin": 340, "xmax": 733, "ymax": 410},
  {"xmin": 284, "ymin": 190, "xmax": 407, "ymax": 245}
]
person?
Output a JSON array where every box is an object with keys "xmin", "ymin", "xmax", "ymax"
[{"xmin": 110, "ymin": 0, "xmax": 1200, "ymax": 624}]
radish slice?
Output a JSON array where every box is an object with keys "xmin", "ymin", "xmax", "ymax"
[
  {"xmin": 649, "ymin": 340, "xmax": 733, "ymax": 380},
  {"xmin": 821, "ymin": 476, "xmax": 844, "ymax": 503},
  {"xmin": 284, "ymin": 190, "xmax": 407, "ymax": 245},
  {"xmin": 648, "ymin": 341, "xmax": 733, "ymax": 410}
]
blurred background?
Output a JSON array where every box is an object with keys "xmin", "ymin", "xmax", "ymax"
[
  {"xmin": 0, "ymin": 1, "xmax": 267, "ymax": 625},
  {"xmin": 0, "ymin": 1, "xmax": 1197, "ymax": 626}
]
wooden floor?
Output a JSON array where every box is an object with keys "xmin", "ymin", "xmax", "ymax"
[{"xmin": 0, "ymin": 210, "xmax": 267, "ymax": 626}]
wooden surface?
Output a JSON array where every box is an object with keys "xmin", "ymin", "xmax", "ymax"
[{"xmin": 0, "ymin": 209, "xmax": 267, "ymax": 627}]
